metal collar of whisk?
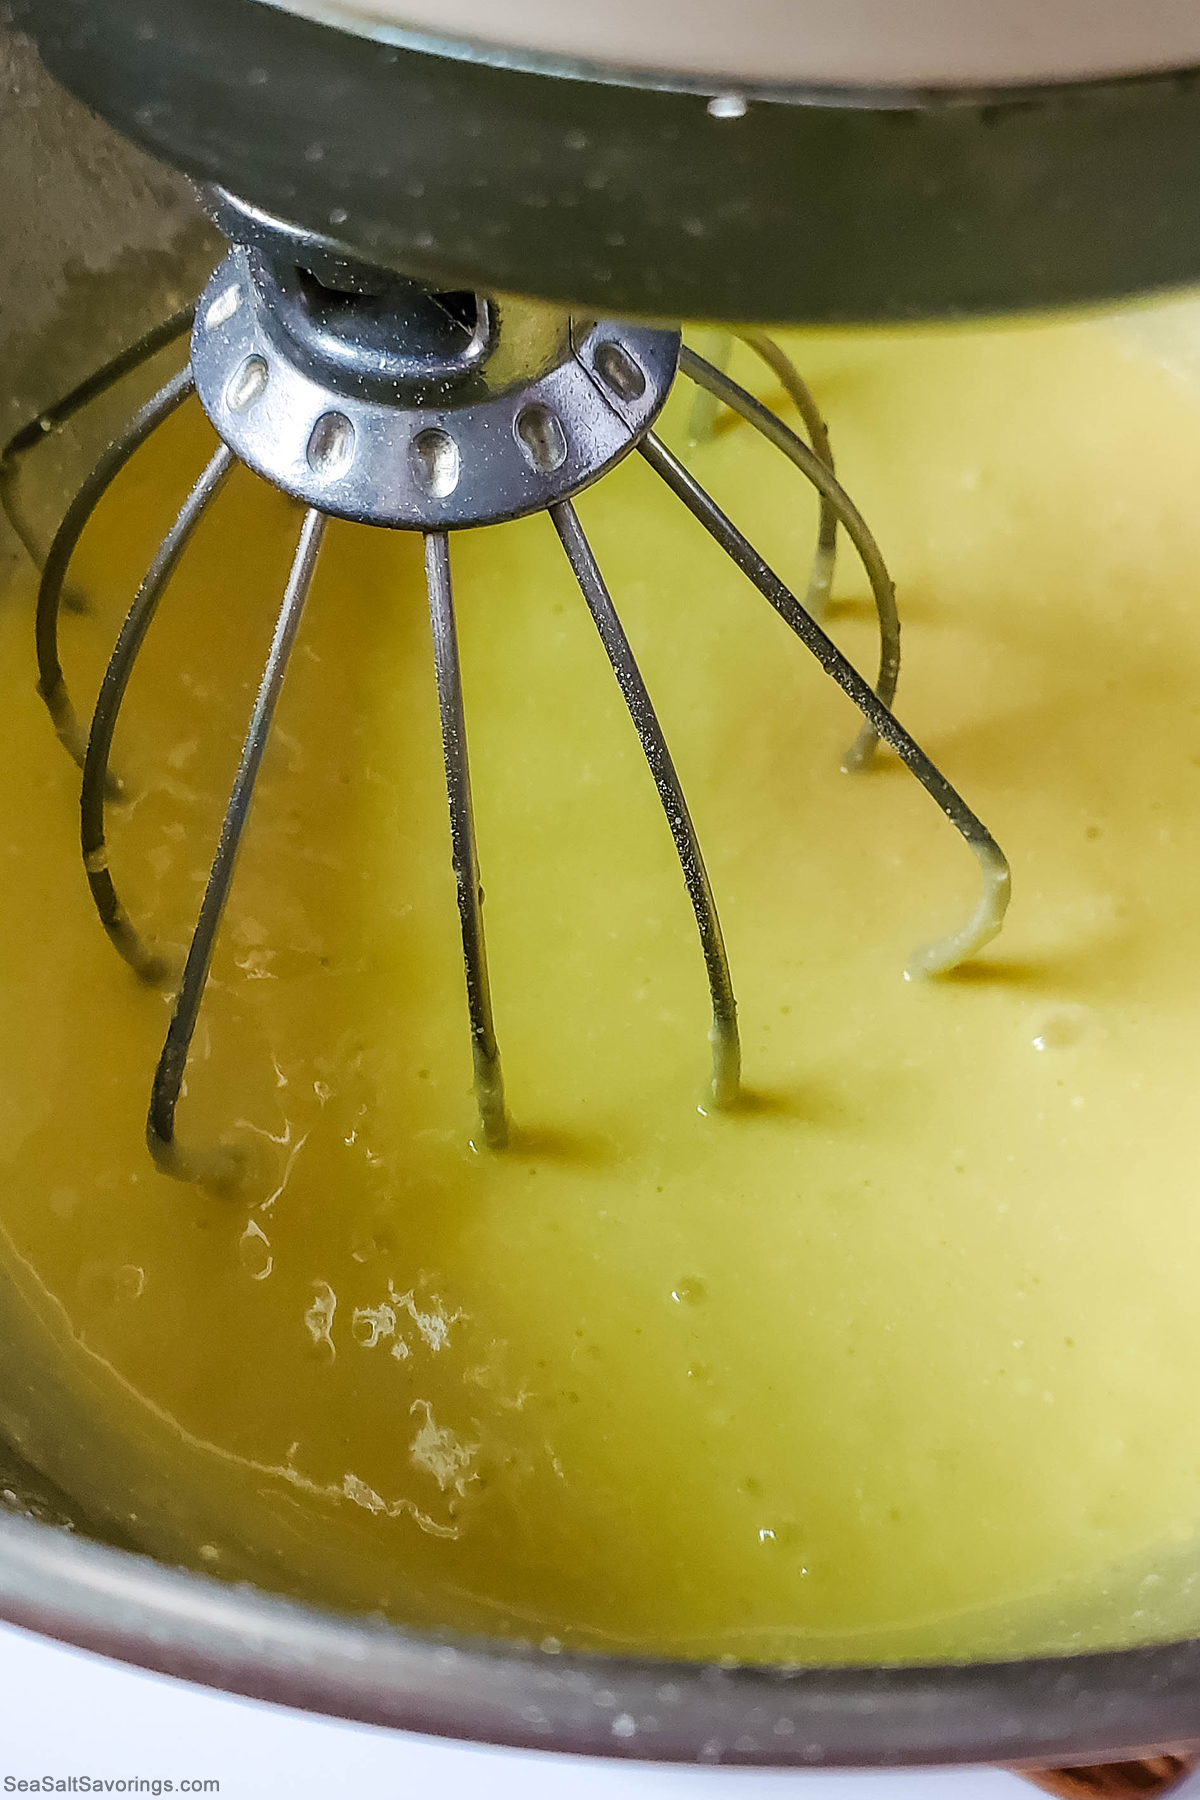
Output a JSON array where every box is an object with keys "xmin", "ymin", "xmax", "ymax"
[{"xmin": 191, "ymin": 191, "xmax": 679, "ymax": 531}]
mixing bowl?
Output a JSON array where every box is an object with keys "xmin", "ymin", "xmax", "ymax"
[{"xmin": 5, "ymin": 14, "xmax": 1200, "ymax": 1775}]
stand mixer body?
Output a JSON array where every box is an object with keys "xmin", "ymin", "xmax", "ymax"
[
  {"xmin": 5, "ymin": 0, "xmax": 1200, "ymax": 1786},
  {"xmin": 20, "ymin": 0, "xmax": 1200, "ymax": 323}
]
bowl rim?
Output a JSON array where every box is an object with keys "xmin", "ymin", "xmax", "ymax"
[{"xmin": 2, "ymin": 1509, "xmax": 1199, "ymax": 1771}]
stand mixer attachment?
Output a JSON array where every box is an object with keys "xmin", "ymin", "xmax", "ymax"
[{"xmin": 4, "ymin": 190, "xmax": 1009, "ymax": 1183}]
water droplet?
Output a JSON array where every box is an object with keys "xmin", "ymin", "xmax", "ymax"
[
  {"xmin": 707, "ymin": 93, "xmax": 747, "ymax": 120},
  {"xmin": 307, "ymin": 411, "xmax": 355, "ymax": 478},
  {"xmin": 594, "ymin": 340, "xmax": 646, "ymax": 402},
  {"xmin": 515, "ymin": 403, "xmax": 568, "ymax": 473},
  {"xmin": 670, "ymin": 1276, "xmax": 706, "ymax": 1305},
  {"xmin": 410, "ymin": 427, "xmax": 460, "ymax": 497},
  {"xmin": 226, "ymin": 354, "xmax": 268, "ymax": 413}
]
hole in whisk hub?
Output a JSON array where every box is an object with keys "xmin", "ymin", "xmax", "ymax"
[
  {"xmin": 594, "ymin": 340, "xmax": 646, "ymax": 403},
  {"xmin": 226, "ymin": 354, "xmax": 268, "ymax": 413},
  {"xmin": 204, "ymin": 282, "xmax": 241, "ymax": 331},
  {"xmin": 307, "ymin": 411, "xmax": 355, "ymax": 478},
  {"xmin": 411, "ymin": 427, "xmax": 460, "ymax": 498},
  {"xmin": 516, "ymin": 404, "xmax": 568, "ymax": 475}
]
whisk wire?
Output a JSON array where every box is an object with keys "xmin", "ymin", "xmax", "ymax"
[
  {"xmin": 740, "ymin": 332, "xmax": 839, "ymax": 620},
  {"xmin": 82, "ymin": 443, "xmax": 236, "ymax": 984},
  {"xmin": 551, "ymin": 498, "xmax": 741, "ymax": 1110},
  {"xmin": 639, "ymin": 430, "xmax": 1011, "ymax": 977},
  {"xmin": 679, "ymin": 345, "xmax": 898, "ymax": 773},
  {"xmin": 686, "ymin": 335, "xmax": 839, "ymax": 624},
  {"xmin": 685, "ymin": 330, "xmax": 733, "ymax": 446},
  {"xmin": 424, "ymin": 531, "xmax": 509, "ymax": 1151},
  {"xmin": 147, "ymin": 506, "xmax": 327, "ymax": 1186},
  {"xmin": 1, "ymin": 304, "xmax": 196, "ymax": 575},
  {"xmin": 36, "ymin": 367, "xmax": 196, "ymax": 772}
]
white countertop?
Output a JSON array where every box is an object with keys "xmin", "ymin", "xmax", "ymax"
[{"xmin": 5, "ymin": 1617, "xmax": 1186, "ymax": 1800}]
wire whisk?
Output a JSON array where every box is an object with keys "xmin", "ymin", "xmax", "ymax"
[{"xmin": 3, "ymin": 221, "xmax": 1009, "ymax": 1185}]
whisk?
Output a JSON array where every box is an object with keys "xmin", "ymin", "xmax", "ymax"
[{"xmin": 2, "ymin": 189, "xmax": 1010, "ymax": 1185}]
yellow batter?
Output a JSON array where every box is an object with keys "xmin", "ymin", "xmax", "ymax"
[{"xmin": 3, "ymin": 304, "xmax": 1200, "ymax": 1662}]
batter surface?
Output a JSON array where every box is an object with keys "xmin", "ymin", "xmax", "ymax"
[{"xmin": 3, "ymin": 306, "xmax": 1200, "ymax": 1661}]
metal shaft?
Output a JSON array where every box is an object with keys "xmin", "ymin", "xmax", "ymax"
[
  {"xmin": 148, "ymin": 507, "xmax": 326, "ymax": 1186},
  {"xmin": 640, "ymin": 431, "xmax": 1010, "ymax": 978},
  {"xmin": 1, "ymin": 304, "xmax": 195, "ymax": 575},
  {"xmin": 424, "ymin": 530, "xmax": 508, "ymax": 1151},
  {"xmin": 35, "ymin": 367, "xmax": 196, "ymax": 772},
  {"xmin": 680, "ymin": 344, "xmax": 898, "ymax": 773},
  {"xmin": 551, "ymin": 499, "xmax": 740, "ymax": 1110},
  {"xmin": 82, "ymin": 444, "xmax": 236, "ymax": 983}
]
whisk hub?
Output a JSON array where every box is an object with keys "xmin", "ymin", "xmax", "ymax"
[{"xmin": 191, "ymin": 248, "xmax": 679, "ymax": 530}]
